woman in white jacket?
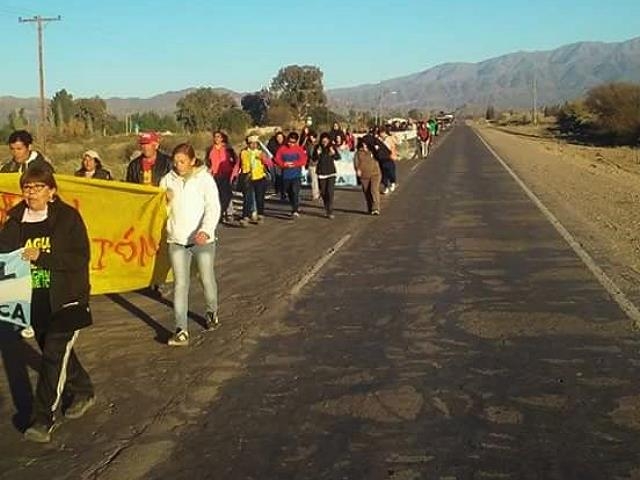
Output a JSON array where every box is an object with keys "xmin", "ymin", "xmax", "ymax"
[{"xmin": 160, "ymin": 143, "xmax": 221, "ymax": 346}]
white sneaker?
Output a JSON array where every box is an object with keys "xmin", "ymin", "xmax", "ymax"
[
  {"xmin": 382, "ymin": 187, "xmax": 390, "ymax": 195},
  {"xmin": 390, "ymin": 183, "xmax": 397, "ymax": 192}
]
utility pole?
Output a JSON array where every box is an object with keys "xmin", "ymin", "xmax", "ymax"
[
  {"xmin": 532, "ymin": 70, "xmax": 538, "ymax": 126},
  {"xmin": 19, "ymin": 14, "xmax": 61, "ymax": 154}
]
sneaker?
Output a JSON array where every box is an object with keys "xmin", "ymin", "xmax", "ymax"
[
  {"xmin": 251, "ymin": 212, "xmax": 258, "ymax": 222},
  {"xmin": 291, "ymin": 211, "xmax": 300, "ymax": 218},
  {"xmin": 256, "ymin": 215, "xmax": 265, "ymax": 224},
  {"xmin": 65, "ymin": 395, "xmax": 96, "ymax": 419},
  {"xmin": 326, "ymin": 213, "xmax": 335, "ymax": 219},
  {"xmin": 167, "ymin": 329, "xmax": 189, "ymax": 347},
  {"xmin": 24, "ymin": 422, "xmax": 55, "ymax": 443},
  {"xmin": 371, "ymin": 210, "xmax": 380, "ymax": 216},
  {"xmin": 20, "ymin": 326, "xmax": 35, "ymax": 339},
  {"xmin": 382, "ymin": 187, "xmax": 390, "ymax": 195},
  {"xmin": 239, "ymin": 217, "xmax": 250, "ymax": 228},
  {"xmin": 204, "ymin": 311, "xmax": 220, "ymax": 331},
  {"xmin": 390, "ymin": 183, "xmax": 397, "ymax": 192}
]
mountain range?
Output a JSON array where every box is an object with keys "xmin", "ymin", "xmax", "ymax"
[
  {"xmin": 1, "ymin": 36, "xmax": 639, "ymax": 122},
  {"xmin": 328, "ymin": 36, "xmax": 640, "ymax": 112}
]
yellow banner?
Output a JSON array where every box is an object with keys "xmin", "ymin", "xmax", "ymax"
[{"xmin": 0, "ymin": 174, "xmax": 169, "ymax": 295}]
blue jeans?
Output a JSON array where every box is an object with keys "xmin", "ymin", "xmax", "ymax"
[{"xmin": 169, "ymin": 242, "xmax": 218, "ymax": 333}]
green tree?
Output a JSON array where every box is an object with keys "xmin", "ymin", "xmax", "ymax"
[
  {"xmin": 131, "ymin": 111, "xmax": 179, "ymax": 132},
  {"xmin": 216, "ymin": 108, "xmax": 252, "ymax": 135},
  {"xmin": 556, "ymin": 101, "xmax": 594, "ymax": 136},
  {"xmin": 485, "ymin": 105, "xmax": 496, "ymax": 121},
  {"xmin": 585, "ymin": 82, "xmax": 640, "ymax": 145},
  {"xmin": 8, "ymin": 108, "xmax": 29, "ymax": 130},
  {"xmin": 269, "ymin": 65, "xmax": 326, "ymax": 121},
  {"xmin": 75, "ymin": 97, "xmax": 108, "ymax": 135},
  {"xmin": 51, "ymin": 89, "xmax": 75, "ymax": 132},
  {"xmin": 308, "ymin": 106, "xmax": 345, "ymax": 131},
  {"xmin": 264, "ymin": 101, "xmax": 295, "ymax": 128},
  {"xmin": 176, "ymin": 88, "xmax": 236, "ymax": 133},
  {"xmin": 241, "ymin": 90, "xmax": 269, "ymax": 126}
]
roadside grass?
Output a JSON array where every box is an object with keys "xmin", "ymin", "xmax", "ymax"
[{"xmin": 481, "ymin": 122, "xmax": 640, "ymax": 175}]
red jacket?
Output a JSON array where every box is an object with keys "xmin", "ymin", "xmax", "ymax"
[{"xmin": 274, "ymin": 144, "xmax": 307, "ymax": 180}]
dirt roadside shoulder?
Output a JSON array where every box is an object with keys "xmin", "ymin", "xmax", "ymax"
[
  {"xmin": 474, "ymin": 124, "xmax": 640, "ymax": 309},
  {"xmin": 0, "ymin": 132, "xmax": 451, "ymax": 480}
]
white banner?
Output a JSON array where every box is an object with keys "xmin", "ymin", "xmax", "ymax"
[
  {"xmin": 0, "ymin": 249, "xmax": 31, "ymax": 328},
  {"xmin": 301, "ymin": 150, "xmax": 359, "ymax": 187}
]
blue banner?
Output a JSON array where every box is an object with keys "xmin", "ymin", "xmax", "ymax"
[{"xmin": 0, "ymin": 249, "xmax": 31, "ymax": 328}]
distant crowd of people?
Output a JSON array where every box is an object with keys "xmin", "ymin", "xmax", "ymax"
[{"xmin": 0, "ymin": 117, "xmax": 442, "ymax": 443}]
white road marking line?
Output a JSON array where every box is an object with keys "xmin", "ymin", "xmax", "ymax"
[
  {"xmin": 475, "ymin": 129, "xmax": 640, "ymax": 327},
  {"xmin": 290, "ymin": 234, "xmax": 352, "ymax": 296}
]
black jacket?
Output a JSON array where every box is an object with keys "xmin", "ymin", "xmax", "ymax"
[
  {"xmin": 0, "ymin": 152, "xmax": 54, "ymax": 174},
  {"xmin": 125, "ymin": 151, "xmax": 172, "ymax": 186},
  {"xmin": 75, "ymin": 167, "xmax": 112, "ymax": 180},
  {"xmin": 0, "ymin": 199, "xmax": 91, "ymax": 330},
  {"xmin": 266, "ymin": 137, "xmax": 284, "ymax": 157},
  {"xmin": 361, "ymin": 134, "xmax": 392, "ymax": 163},
  {"xmin": 312, "ymin": 145, "xmax": 341, "ymax": 176}
]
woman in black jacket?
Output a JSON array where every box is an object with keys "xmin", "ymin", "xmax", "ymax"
[
  {"xmin": 0, "ymin": 165, "xmax": 94, "ymax": 443},
  {"xmin": 312, "ymin": 133, "xmax": 341, "ymax": 218},
  {"xmin": 74, "ymin": 150, "xmax": 113, "ymax": 180}
]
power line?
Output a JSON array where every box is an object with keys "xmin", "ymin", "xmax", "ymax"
[{"xmin": 18, "ymin": 14, "xmax": 61, "ymax": 154}]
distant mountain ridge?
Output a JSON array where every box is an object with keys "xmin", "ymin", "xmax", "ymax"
[
  {"xmin": 1, "ymin": 37, "xmax": 639, "ymax": 122},
  {"xmin": 327, "ymin": 36, "xmax": 640, "ymax": 111}
]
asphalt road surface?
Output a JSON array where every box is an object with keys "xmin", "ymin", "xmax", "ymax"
[{"xmin": 144, "ymin": 126, "xmax": 640, "ymax": 479}]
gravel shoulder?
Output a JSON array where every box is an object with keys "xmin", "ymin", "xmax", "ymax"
[{"xmin": 475, "ymin": 124, "xmax": 640, "ymax": 306}]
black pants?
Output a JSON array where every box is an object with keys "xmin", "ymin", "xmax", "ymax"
[
  {"xmin": 32, "ymin": 329, "xmax": 93, "ymax": 426},
  {"xmin": 31, "ymin": 298, "xmax": 93, "ymax": 426},
  {"xmin": 275, "ymin": 173, "xmax": 284, "ymax": 197},
  {"xmin": 380, "ymin": 160, "xmax": 396, "ymax": 187},
  {"xmin": 214, "ymin": 176, "xmax": 233, "ymax": 216},
  {"xmin": 282, "ymin": 178, "xmax": 301, "ymax": 213},
  {"xmin": 318, "ymin": 176, "xmax": 336, "ymax": 215}
]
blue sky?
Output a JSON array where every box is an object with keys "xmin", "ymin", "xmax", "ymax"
[{"xmin": 1, "ymin": 0, "xmax": 639, "ymax": 99}]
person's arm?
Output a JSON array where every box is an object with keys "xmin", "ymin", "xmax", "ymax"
[
  {"xmin": 273, "ymin": 148, "xmax": 285, "ymax": 168},
  {"xmin": 261, "ymin": 152, "xmax": 274, "ymax": 169},
  {"xmin": 196, "ymin": 175, "xmax": 221, "ymax": 244},
  {"xmin": 33, "ymin": 208, "xmax": 90, "ymax": 272},
  {"xmin": 292, "ymin": 146, "xmax": 307, "ymax": 168},
  {"xmin": 353, "ymin": 152, "xmax": 362, "ymax": 177},
  {"xmin": 125, "ymin": 160, "xmax": 137, "ymax": 183}
]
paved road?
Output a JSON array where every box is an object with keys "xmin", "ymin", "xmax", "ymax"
[{"xmin": 146, "ymin": 125, "xmax": 640, "ymax": 480}]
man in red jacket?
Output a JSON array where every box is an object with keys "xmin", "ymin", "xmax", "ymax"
[{"xmin": 274, "ymin": 132, "xmax": 307, "ymax": 217}]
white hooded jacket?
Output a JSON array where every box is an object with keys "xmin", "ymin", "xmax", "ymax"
[{"xmin": 160, "ymin": 166, "xmax": 220, "ymax": 245}]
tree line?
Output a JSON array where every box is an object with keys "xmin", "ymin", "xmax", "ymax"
[
  {"xmin": 485, "ymin": 82, "xmax": 640, "ymax": 147},
  {"xmin": 1, "ymin": 65, "xmax": 373, "ymax": 141}
]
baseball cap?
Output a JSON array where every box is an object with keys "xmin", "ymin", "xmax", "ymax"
[{"xmin": 138, "ymin": 132, "xmax": 161, "ymax": 145}]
